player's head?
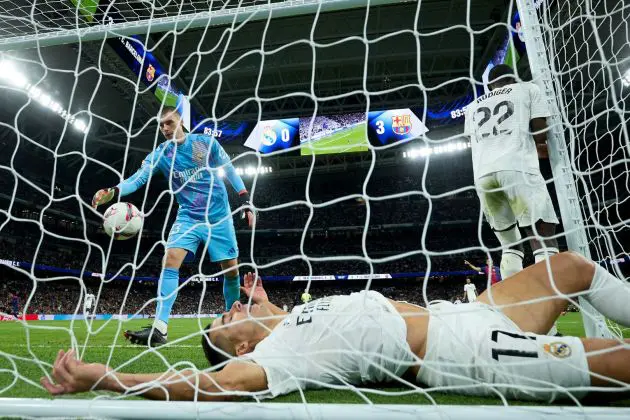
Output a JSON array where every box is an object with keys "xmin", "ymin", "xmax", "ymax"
[
  {"xmin": 159, "ymin": 106, "xmax": 185, "ymax": 141},
  {"xmin": 488, "ymin": 64, "xmax": 516, "ymax": 90},
  {"xmin": 202, "ymin": 301, "xmax": 274, "ymax": 368},
  {"xmin": 486, "ymin": 257, "xmax": 493, "ymax": 267},
  {"xmin": 466, "ymin": 278, "xmax": 471, "ymax": 284}
]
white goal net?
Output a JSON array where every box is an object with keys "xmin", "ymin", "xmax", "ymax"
[{"xmin": 0, "ymin": 0, "xmax": 629, "ymax": 418}]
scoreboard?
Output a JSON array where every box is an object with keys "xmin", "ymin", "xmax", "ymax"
[{"xmin": 244, "ymin": 109, "xmax": 429, "ymax": 155}]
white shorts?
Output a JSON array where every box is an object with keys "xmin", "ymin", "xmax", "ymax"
[
  {"xmin": 475, "ymin": 171, "xmax": 559, "ymax": 231},
  {"xmin": 416, "ymin": 302, "xmax": 590, "ymax": 402}
]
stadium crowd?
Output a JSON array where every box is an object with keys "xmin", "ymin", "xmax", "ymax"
[{"xmin": 2, "ymin": 271, "xmax": 477, "ymax": 316}]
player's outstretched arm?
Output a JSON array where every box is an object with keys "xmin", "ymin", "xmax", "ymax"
[
  {"xmin": 41, "ymin": 349, "xmax": 268, "ymax": 401},
  {"xmin": 92, "ymin": 152, "xmax": 159, "ymax": 208},
  {"xmin": 464, "ymin": 260, "xmax": 482, "ymax": 272}
]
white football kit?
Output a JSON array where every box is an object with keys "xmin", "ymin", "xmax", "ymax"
[
  {"xmin": 84, "ymin": 294, "xmax": 95, "ymax": 313},
  {"xmin": 464, "ymin": 283, "xmax": 477, "ymax": 302},
  {"xmin": 417, "ymin": 301, "xmax": 589, "ymax": 401},
  {"xmin": 464, "ymin": 82, "xmax": 559, "ymax": 230},
  {"xmin": 245, "ymin": 291, "xmax": 589, "ymax": 401},
  {"xmin": 244, "ymin": 291, "xmax": 413, "ymax": 398}
]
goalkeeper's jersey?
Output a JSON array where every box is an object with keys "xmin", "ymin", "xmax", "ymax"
[
  {"xmin": 117, "ymin": 134, "xmax": 245, "ymax": 223},
  {"xmin": 244, "ymin": 291, "xmax": 414, "ymax": 399},
  {"xmin": 464, "ymin": 82, "xmax": 551, "ymax": 180}
]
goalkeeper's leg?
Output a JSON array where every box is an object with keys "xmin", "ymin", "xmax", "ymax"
[
  {"xmin": 124, "ymin": 247, "xmax": 187, "ymax": 346},
  {"xmin": 209, "ymin": 218, "xmax": 241, "ymax": 311}
]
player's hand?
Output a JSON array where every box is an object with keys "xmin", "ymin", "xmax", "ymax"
[
  {"xmin": 242, "ymin": 209, "xmax": 255, "ymax": 229},
  {"xmin": 241, "ymin": 272, "xmax": 268, "ymax": 304},
  {"xmin": 238, "ymin": 191, "xmax": 256, "ymax": 229},
  {"xmin": 464, "ymin": 260, "xmax": 470, "ymax": 266},
  {"xmin": 40, "ymin": 349, "xmax": 110, "ymax": 395},
  {"xmin": 92, "ymin": 187, "xmax": 117, "ymax": 209}
]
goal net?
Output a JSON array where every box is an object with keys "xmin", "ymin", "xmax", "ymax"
[{"xmin": 0, "ymin": 0, "xmax": 629, "ymax": 417}]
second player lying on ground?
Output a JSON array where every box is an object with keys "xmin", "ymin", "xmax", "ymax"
[{"xmin": 42, "ymin": 252, "xmax": 630, "ymax": 402}]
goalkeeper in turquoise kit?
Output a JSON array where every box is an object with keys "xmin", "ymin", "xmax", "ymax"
[{"xmin": 92, "ymin": 107, "xmax": 254, "ymax": 346}]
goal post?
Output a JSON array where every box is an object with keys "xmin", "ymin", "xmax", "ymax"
[
  {"xmin": 515, "ymin": 0, "xmax": 615, "ymax": 339},
  {"xmin": 0, "ymin": 0, "xmax": 402, "ymax": 52},
  {"xmin": 2, "ymin": 0, "xmax": 630, "ymax": 416}
]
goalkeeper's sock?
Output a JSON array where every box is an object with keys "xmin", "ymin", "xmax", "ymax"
[
  {"xmin": 584, "ymin": 264, "xmax": 630, "ymax": 326},
  {"xmin": 534, "ymin": 247, "xmax": 559, "ymax": 264},
  {"xmin": 155, "ymin": 267, "xmax": 179, "ymax": 335},
  {"xmin": 223, "ymin": 273, "xmax": 241, "ymax": 311}
]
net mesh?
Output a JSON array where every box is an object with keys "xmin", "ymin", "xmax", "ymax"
[{"xmin": 0, "ymin": 0, "xmax": 629, "ymax": 413}]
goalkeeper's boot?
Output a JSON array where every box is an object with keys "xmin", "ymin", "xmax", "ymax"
[{"xmin": 123, "ymin": 325, "xmax": 167, "ymax": 347}]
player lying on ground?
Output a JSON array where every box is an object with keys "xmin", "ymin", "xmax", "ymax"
[
  {"xmin": 42, "ymin": 252, "xmax": 630, "ymax": 402},
  {"xmin": 92, "ymin": 107, "xmax": 255, "ymax": 346},
  {"xmin": 464, "ymin": 64, "xmax": 561, "ymax": 281}
]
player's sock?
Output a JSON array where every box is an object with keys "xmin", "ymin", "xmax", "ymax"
[
  {"xmin": 154, "ymin": 267, "xmax": 179, "ymax": 335},
  {"xmin": 223, "ymin": 272, "xmax": 241, "ymax": 311},
  {"xmin": 547, "ymin": 323, "xmax": 559, "ymax": 336},
  {"xmin": 584, "ymin": 264, "xmax": 630, "ymax": 326},
  {"xmin": 500, "ymin": 249, "xmax": 524, "ymax": 279},
  {"xmin": 153, "ymin": 319, "xmax": 168, "ymax": 336},
  {"xmin": 533, "ymin": 247, "xmax": 559, "ymax": 264}
]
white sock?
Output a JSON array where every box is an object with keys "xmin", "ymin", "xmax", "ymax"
[
  {"xmin": 534, "ymin": 247, "xmax": 559, "ymax": 264},
  {"xmin": 584, "ymin": 264, "xmax": 630, "ymax": 326},
  {"xmin": 500, "ymin": 249, "xmax": 524, "ymax": 279},
  {"xmin": 153, "ymin": 319, "xmax": 168, "ymax": 336},
  {"xmin": 547, "ymin": 323, "xmax": 558, "ymax": 336}
]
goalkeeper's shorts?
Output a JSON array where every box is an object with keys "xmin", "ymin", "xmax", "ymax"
[
  {"xmin": 416, "ymin": 301, "xmax": 589, "ymax": 402},
  {"xmin": 167, "ymin": 215, "xmax": 238, "ymax": 262},
  {"xmin": 475, "ymin": 170, "xmax": 559, "ymax": 231}
]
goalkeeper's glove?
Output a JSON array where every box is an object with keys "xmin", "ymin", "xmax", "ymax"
[
  {"xmin": 92, "ymin": 187, "xmax": 119, "ymax": 209},
  {"xmin": 238, "ymin": 191, "xmax": 256, "ymax": 229}
]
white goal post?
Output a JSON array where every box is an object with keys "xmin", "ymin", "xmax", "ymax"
[
  {"xmin": 515, "ymin": 0, "xmax": 615, "ymax": 339},
  {"xmin": 0, "ymin": 0, "xmax": 629, "ymax": 418}
]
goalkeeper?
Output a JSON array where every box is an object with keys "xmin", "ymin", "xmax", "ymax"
[
  {"xmin": 92, "ymin": 107, "xmax": 255, "ymax": 346},
  {"xmin": 43, "ymin": 252, "xmax": 630, "ymax": 401}
]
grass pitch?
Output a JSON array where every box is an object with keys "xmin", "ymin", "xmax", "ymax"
[
  {"xmin": 0, "ymin": 313, "xmax": 629, "ymax": 406},
  {"xmin": 301, "ymin": 122, "xmax": 369, "ymax": 155}
]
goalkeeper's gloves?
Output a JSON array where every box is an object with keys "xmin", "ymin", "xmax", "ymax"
[
  {"xmin": 92, "ymin": 187, "xmax": 119, "ymax": 209},
  {"xmin": 238, "ymin": 191, "xmax": 256, "ymax": 229}
]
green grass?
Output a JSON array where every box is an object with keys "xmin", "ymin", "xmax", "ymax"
[
  {"xmin": 301, "ymin": 122, "xmax": 369, "ymax": 155},
  {"xmin": 0, "ymin": 313, "xmax": 628, "ymax": 406}
]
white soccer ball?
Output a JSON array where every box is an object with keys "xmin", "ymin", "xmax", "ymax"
[{"xmin": 103, "ymin": 202, "xmax": 143, "ymax": 240}]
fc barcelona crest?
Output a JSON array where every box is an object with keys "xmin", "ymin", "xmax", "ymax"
[
  {"xmin": 146, "ymin": 64, "xmax": 156, "ymax": 82},
  {"xmin": 392, "ymin": 114, "xmax": 412, "ymax": 135}
]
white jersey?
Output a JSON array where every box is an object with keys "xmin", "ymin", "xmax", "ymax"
[
  {"xmin": 244, "ymin": 291, "xmax": 413, "ymax": 399},
  {"xmin": 84, "ymin": 294, "xmax": 95, "ymax": 310},
  {"xmin": 454, "ymin": 299, "xmax": 462, "ymax": 305},
  {"xmin": 464, "ymin": 284, "xmax": 477, "ymax": 302},
  {"xmin": 464, "ymin": 82, "xmax": 551, "ymax": 180}
]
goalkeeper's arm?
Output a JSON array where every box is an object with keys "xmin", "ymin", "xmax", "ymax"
[
  {"xmin": 92, "ymin": 157, "xmax": 156, "ymax": 208},
  {"xmin": 41, "ymin": 349, "xmax": 268, "ymax": 401},
  {"xmin": 209, "ymin": 138, "xmax": 255, "ymax": 228}
]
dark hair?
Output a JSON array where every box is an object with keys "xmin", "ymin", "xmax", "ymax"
[
  {"xmin": 201, "ymin": 322, "xmax": 231, "ymax": 370},
  {"xmin": 489, "ymin": 64, "xmax": 516, "ymax": 86}
]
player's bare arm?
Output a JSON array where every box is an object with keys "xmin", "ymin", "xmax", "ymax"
[
  {"xmin": 464, "ymin": 260, "xmax": 481, "ymax": 272},
  {"xmin": 530, "ymin": 117, "xmax": 549, "ymax": 158},
  {"xmin": 40, "ymin": 349, "xmax": 268, "ymax": 400}
]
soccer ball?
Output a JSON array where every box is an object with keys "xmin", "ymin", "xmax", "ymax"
[{"xmin": 103, "ymin": 202, "xmax": 143, "ymax": 240}]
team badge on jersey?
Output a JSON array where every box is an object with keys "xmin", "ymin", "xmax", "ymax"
[
  {"xmin": 544, "ymin": 341, "xmax": 572, "ymax": 358},
  {"xmin": 392, "ymin": 114, "xmax": 412, "ymax": 135},
  {"xmin": 192, "ymin": 141, "xmax": 208, "ymax": 164},
  {"xmin": 146, "ymin": 65, "xmax": 156, "ymax": 82}
]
